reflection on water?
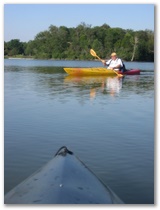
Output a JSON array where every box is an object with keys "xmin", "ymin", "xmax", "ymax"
[
  {"xmin": 65, "ymin": 75, "xmax": 125, "ymax": 100},
  {"xmin": 102, "ymin": 77, "xmax": 122, "ymax": 96}
]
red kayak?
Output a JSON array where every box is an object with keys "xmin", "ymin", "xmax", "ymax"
[{"xmin": 118, "ymin": 69, "xmax": 141, "ymax": 75}]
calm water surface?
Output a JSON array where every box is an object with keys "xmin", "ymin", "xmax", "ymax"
[{"xmin": 4, "ymin": 59, "xmax": 154, "ymax": 204}]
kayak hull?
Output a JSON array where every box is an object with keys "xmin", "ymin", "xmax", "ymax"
[
  {"xmin": 64, "ymin": 67, "xmax": 140, "ymax": 76},
  {"xmin": 120, "ymin": 69, "xmax": 140, "ymax": 75},
  {"xmin": 4, "ymin": 146, "xmax": 123, "ymax": 204}
]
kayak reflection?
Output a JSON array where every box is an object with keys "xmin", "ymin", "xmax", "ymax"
[{"xmin": 64, "ymin": 75, "xmax": 123, "ymax": 99}]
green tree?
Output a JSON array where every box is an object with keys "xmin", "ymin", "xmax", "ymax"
[
  {"xmin": 4, "ymin": 23, "xmax": 154, "ymax": 62},
  {"xmin": 6, "ymin": 39, "xmax": 24, "ymax": 56}
]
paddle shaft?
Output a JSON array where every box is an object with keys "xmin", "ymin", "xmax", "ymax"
[{"xmin": 95, "ymin": 55, "xmax": 103, "ymax": 62}]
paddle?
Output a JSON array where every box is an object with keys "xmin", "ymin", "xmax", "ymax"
[{"xmin": 90, "ymin": 49, "xmax": 123, "ymax": 77}]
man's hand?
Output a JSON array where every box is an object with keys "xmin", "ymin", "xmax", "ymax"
[{"xmin": 101, "ymin": 60, "xmax": 106, "ymax": 66}]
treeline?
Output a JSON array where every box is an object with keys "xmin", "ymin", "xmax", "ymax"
[{"xmin": 4, "ymin": 22, "xmax": 154, "ymax": 61}]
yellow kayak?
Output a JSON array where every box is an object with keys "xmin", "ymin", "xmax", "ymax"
[{"xmin": 63, "ymin": 67, "xmax": 118, "ymax": 76}]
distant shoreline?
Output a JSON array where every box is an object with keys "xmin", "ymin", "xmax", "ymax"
[
  {"xmin": 4, "ymin": 56, "xmax": 97, "ymax": 61},
  {"xmin": 4, "ymin": 57, "xmax": 154, "ymax": 63}
]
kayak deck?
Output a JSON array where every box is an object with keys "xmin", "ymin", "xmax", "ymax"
[
  {"xmin": 64, "ymin": 67, "xmax": 140, "ymax": 76},
  {"xmin": 64, "ymin": 67, "xmax": 117, "ymax": 76},
  {"xmin": 4, "ymin": 146, "xmax": 124, "ymax": 204}
]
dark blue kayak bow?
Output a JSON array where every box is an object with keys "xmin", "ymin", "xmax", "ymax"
[{"xmin": 4, "ymin": 146, "xmax": 124, "ymax": 204}]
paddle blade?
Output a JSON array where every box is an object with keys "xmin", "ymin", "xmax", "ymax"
[
  {"xmin": 113, "ymin": 70, "xmax": 123, "ymax": 77},
  {"xmin": 90, "ymin": 49, "xmax": 97, "ymax": 57},
  {"xmin": 118, "ymin": 74, "xmax": 124, "ymax": 78}
]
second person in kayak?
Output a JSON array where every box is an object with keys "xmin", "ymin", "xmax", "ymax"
[{"xmin": 102, "ymin": 52, "xmax": 123, "ymax": 71}]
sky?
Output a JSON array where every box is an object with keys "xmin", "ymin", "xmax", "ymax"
[{"xmin": 4, "ymin": 3, "xmax": 155, "ymax": 42}]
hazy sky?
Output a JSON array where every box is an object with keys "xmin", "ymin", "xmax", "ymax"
[{"xmin": 4, "ymin": 4, "xmax": 154, "ymax": 42}]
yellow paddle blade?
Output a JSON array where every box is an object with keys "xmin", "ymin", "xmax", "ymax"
[
  {"xmin": 117, "ymin": 73, "xmax": 123, "ymax": 78},
  {"xmin": 90, "ymin": 49, "xmax": 97, "ymax": 57},
  {"xmin": 90, "ymin": 49, "xmax": 102, "ymax": 61},
  {"xmin": 113, "ymin": 70, "xmax": 123, "ymax": 77}
]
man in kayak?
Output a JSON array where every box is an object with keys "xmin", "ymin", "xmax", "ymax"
[{"xmin": 102, "ymin": 52, "xmax": 124, "ymax": 72}]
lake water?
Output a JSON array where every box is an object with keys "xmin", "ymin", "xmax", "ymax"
[{"xmin": 4, "ymin": 59, "xmax": 154, "ymax": 204}]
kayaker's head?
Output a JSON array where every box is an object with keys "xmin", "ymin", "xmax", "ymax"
[{"xmin": 111, "ymin": 52, "xmax": 117, "ymax": 60}]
